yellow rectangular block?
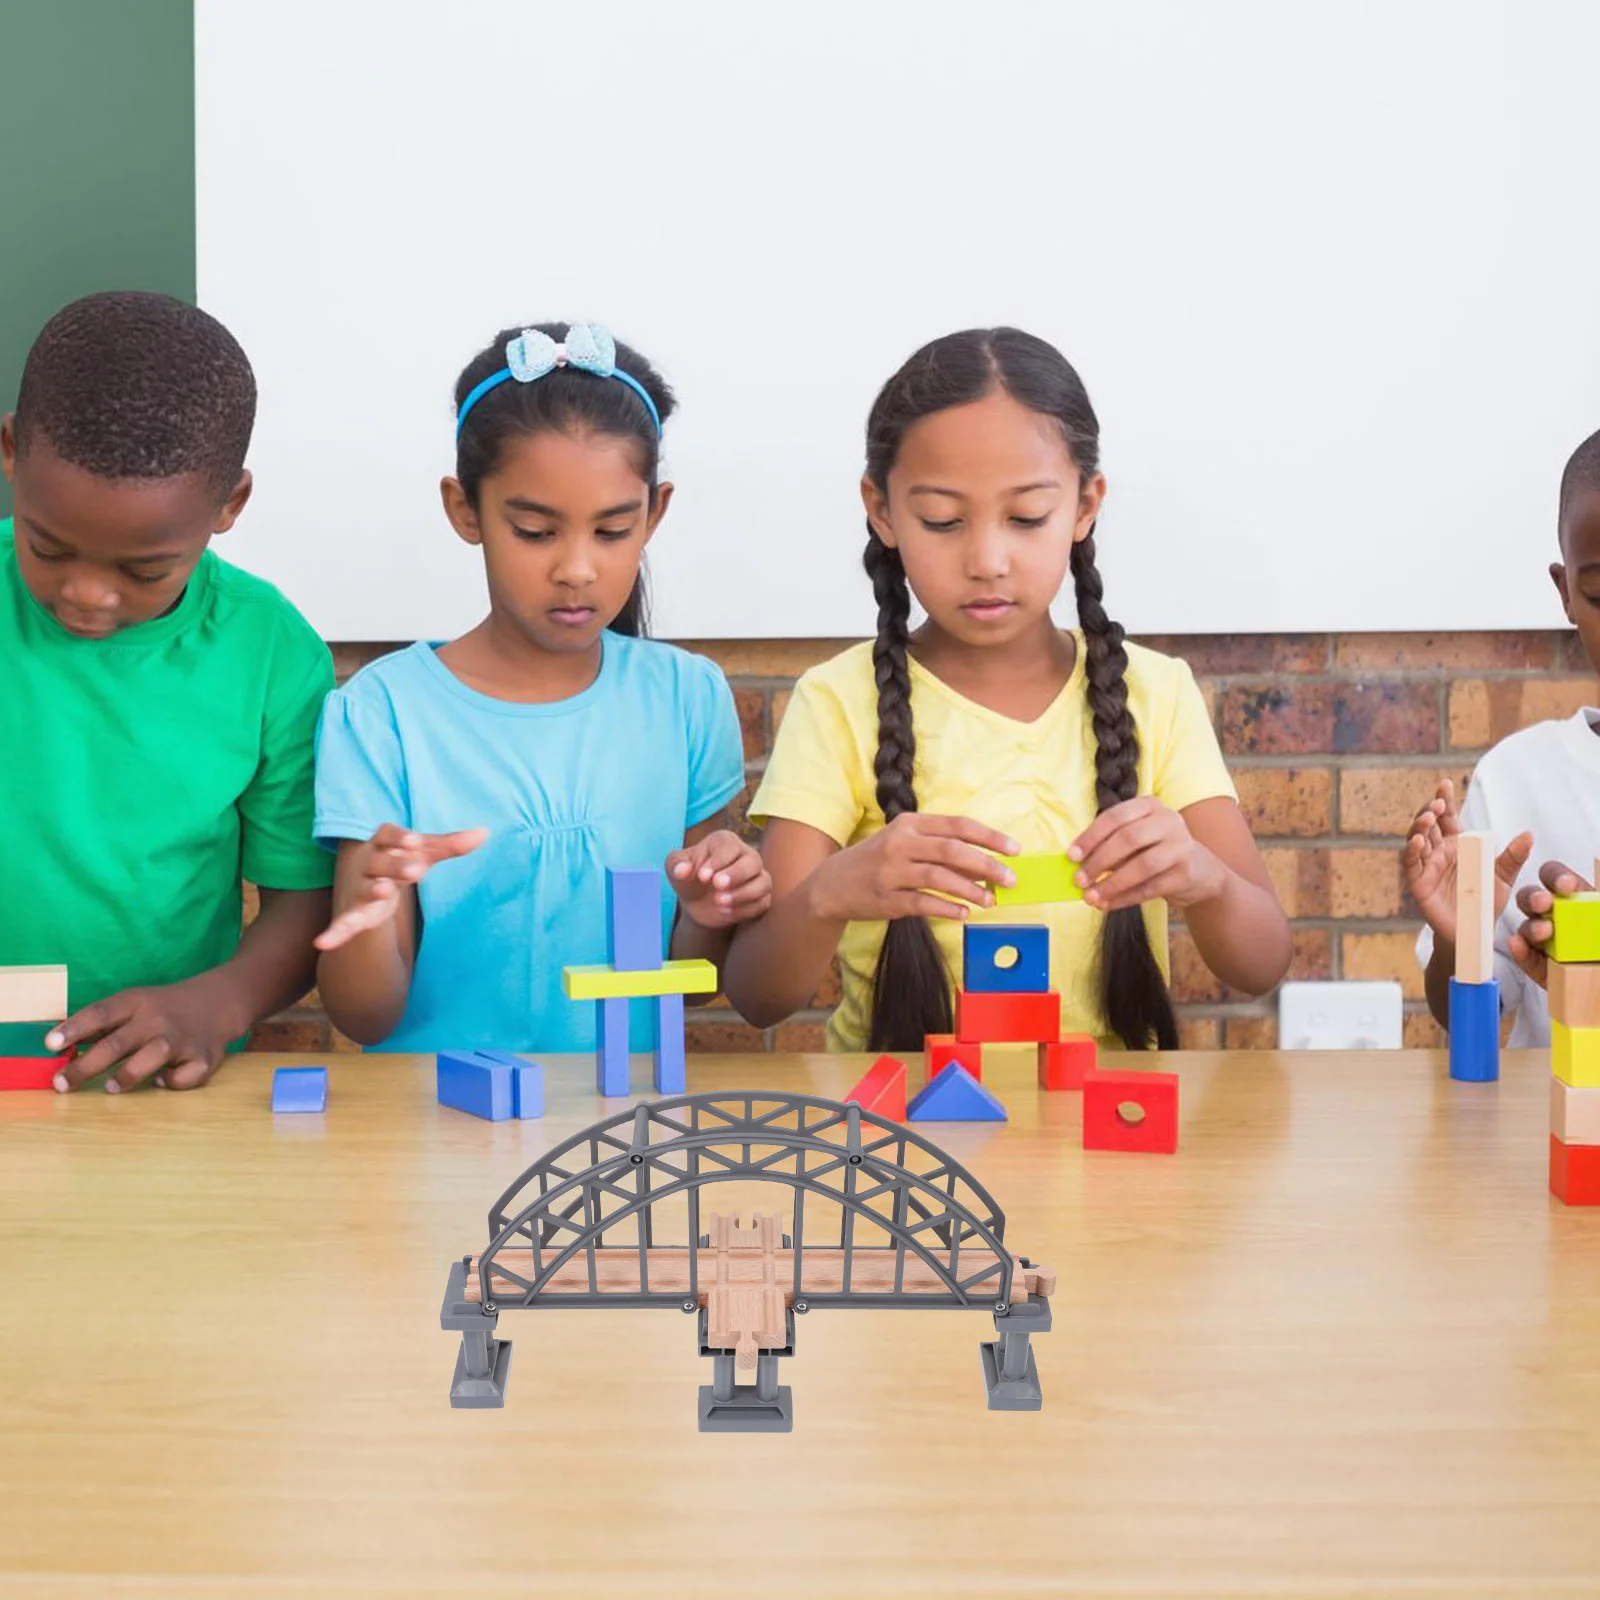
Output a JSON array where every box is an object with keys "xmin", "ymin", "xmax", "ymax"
[
  {"xmin": 1549, "ymin": 894, "xmax": 1600, "ymax": 965},
  {"xmin": 1551, "ymin": 1020, "xmax": 1600, "ymax": 1088},
  {"xmin": 1549, "ymin": 961, "xmax": 1600, "ymax": 1028},
  {"xmin": 992, "ymin": 854, "xmax": 1085, "ymax": 908},
  {"xmin": 562, "ymin": 958, "xmax": 718, "ymax": 1001},
  {"xmin": 1550, "ymin": 1076, "xmax": 1600, "ymax": 1145},
  {"xmin": 0, "ymin": 965, "xmax": 67, "ymax": 1024}
]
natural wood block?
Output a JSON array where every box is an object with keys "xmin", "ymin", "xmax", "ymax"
[
  {"xmin": 1454, "ymin": 832, "xmax": 1495, "ymax": 985},
  {"xmin": 0, "ymin": 966, "xmax": 67, "ymax": 1025},
  {"xmin": 1550, "ymin": 1077, "xmax": 1600, "ymax": 1146},
  {"xmin": 1548, "ymin": 961, "xmax": 1600, "ymax": 1029},
  {"xmin": 1549, "ymin": 895, "xmax": 1600, "ymax": 965},
  {"xmin": 1551, "ymin": 1021, "xmax": 1600, "ymax": 1088}
]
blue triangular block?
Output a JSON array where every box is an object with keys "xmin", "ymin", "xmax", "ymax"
[{"xmin": 906, "ymin": 1062, "xmax": 1007, "ymax": 1122}]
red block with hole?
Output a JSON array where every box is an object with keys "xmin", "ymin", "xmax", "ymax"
[
  {"xmin": 845, "ymin": 1054, "xmax": 907, "ymax": 1121},
  {"xmin": 924, "ymin": 1033, "xmax": 983, "ymax": 1083},
  {"xmin": 1038, "ymin": 1034, "xmax": 1097, "ymax": 1090},
  {"xmin": 955, "ymin": 990, "xmax": 1060, "ymax": 1045},
  {"xmin": 1550, "ymin": 1134, "xmax": 1600, "ymax": 1205},
  {"xmin": 1082, "ymin": 1068, "xmax": 1179, "ymax": 1154}
]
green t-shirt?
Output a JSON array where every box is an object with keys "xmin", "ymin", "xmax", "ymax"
[{"xmin": 0, "ymin": 522, "xmax": 335, "ymax": 1014}]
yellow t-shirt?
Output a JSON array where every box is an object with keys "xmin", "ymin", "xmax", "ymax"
[{"xmin": 749, "ymin": 634, "xmax": 1236, "ymax": 1050}]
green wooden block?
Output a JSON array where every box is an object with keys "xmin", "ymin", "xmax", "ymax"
[
  {"xmin": 992, "ymin": 853, "xmax": 1085, "ymax": 908},
  {"xmin": 0, "ymin": 1019, "xmax": 58, "ymax": 1055},
  {"xmin": 1550, "ymin": 895, "xmax": 1600, "ymax": 964}
]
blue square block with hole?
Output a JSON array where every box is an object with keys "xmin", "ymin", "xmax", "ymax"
[
  {"xmin": 271, "ymin": 1066, "xmax": 328, "ymax": 1114},
  {"xmin": 963, "ymin": 924, "xmax": 1050, "ymax": 993}
]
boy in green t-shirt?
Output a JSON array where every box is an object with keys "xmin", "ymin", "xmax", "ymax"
[{"xmin": 0, "ymin": 291, "xmax": 333, "ymax": 1092}]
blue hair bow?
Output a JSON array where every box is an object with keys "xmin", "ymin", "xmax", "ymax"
[{"xmin": 455, "ymin": 321, "xmax": 662, "ymax": 438}]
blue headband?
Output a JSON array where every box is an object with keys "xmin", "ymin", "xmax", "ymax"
[{"xmin": 455, "ymin": 322, "xmax": 662, "ymax": 438}]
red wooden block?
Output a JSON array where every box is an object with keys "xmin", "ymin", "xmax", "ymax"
[
  {"xmin": 955, "ymin": 990, "xmax": 1060, "ymax": 1045},
  {"xmin": 1550, "ymin": 1134, "xmax": 1600, "ymax": 1205},
  {"xmin": 0, "ymin": 1056, "xmax": 60, "ymax": 1090},
  {"xmin": 845, "ymin": 1054, "xmax": 907, "ymax": 1121},
  {"xmin": 924, "ymin": 1033, "xmax": 982, "ymax": 1083},
  {"xmin": 1082, "ymin": 1068, "xmax": 1179, "ymax": 1154},
  {"xmin": 1038, "ymin": 1034, "xmax": 1097, "ymax": 1090}
]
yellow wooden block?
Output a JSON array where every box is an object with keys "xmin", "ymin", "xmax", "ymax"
[
  {"xmin": 1549, "ymin": 895, "xmax": 1600, "ymax": 964},
  {"xmin": 0, "ymin": 965, "xmax": 67, "ymax": 1024},
  {"xmin": 1551, "ymin": 1020, "xmax": 1600, "ymax": 1088},
  {"xmin": 1548, "ymin": 961, "xmax": 1600, "ymax": 1029},
  {"xmin": 992, "ymin": 854, "xmax": 1085, "ymax": 908},
  {"xmin": 562, "ymin": 958, "xmax": 718, "ymax": 1001}
]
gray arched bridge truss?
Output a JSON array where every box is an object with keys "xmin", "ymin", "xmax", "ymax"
[{"xmin": 439, "ymin": 1091, "xmax": 1054, "ymax": 1430}]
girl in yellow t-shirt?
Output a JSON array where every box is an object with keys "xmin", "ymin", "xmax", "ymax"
[{"xmin": 724, "ymin": 327, "xmax": 1290, "ymax": 1053}]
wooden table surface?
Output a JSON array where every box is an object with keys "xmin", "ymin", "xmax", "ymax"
[{"xmin": 2, "ymin": 1048, "xmax": 1599, "ymax": 1599}]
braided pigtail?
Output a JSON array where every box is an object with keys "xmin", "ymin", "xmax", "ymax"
[
  {"xmin": 863, "ymin": 534, "xmax": 955, "ymax": 1051},
  {"xmin": 1073, "ymin": 533, "xmax": 1179, "ymax": 1049}
]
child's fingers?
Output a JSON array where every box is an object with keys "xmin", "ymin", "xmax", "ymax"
[
  {"xmin": 1508, "ymin": 931, "xmax": 1549, "ymax": 989},
  {"xmin": 724, "ymin": 875, "xmax": 773, "ymax": 909},
  {"xmin": 1082, "ymin": 843, "xmax": 1182, "ymax": 911},
  {"xmin": 909, "ymin": 865, "xmax": 996, "ymax": 909},
  {"xmin": 686, "ymin": 832, "xmax": 747, "ymax": 881},
  {"xmin": 107, "ymin": 1038, "xmax": 175, "ymax": 1094},
  {"xmin": 896, "ymin": 890, "xmax": 973, "ymax": 922},
  {"xmin": 158, "ymin": 1055, "xmax": 216, "ymax": 1091},
  {"xmin": 709, "ymin": 849, "xmax": 767, "ymax": 891},
  {"xmin": 1091, "ymin": 863, "xmax": 1188, "ymax": 915},
  {"xmin": 55, "ymin": 1021, "xmax": 145, "ymax": 1090},
  {"xmin": 314, "ymin": 884, "xmax": 399, "ymax": 951},
  {"xmin": 1073, "ymin": 815, "xmax": 1174, "ymax": 885},
  {"xmin": 910, "ymin": 837, "xmax": 1014, "ymax": 888},
  {"xmin": 420, "ymin": 827, "xmax": 489, "ymax": 863},
  {"xmin": 1540, "ymin": 859, "xmax": 1589, "ymax": 896},
  {"xmin": 913, "ymin": 816, "xmax": 1022, "ymax": 858},
  {"xmin": 1069, "ymin": 797, "xmax": 1158, "ymax": 863},
  {"xmin": 46, "ymin": 994, "xmax": 132, "ymax": 1054},
  {"xmin": 1495, "ymin": 832, "xmax": 1534, "ymax": 884}
]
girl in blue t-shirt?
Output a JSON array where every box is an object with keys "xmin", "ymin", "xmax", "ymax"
[{"xmin": 313, "ymin": 321, "xmax": 770, "ymax": 1053}]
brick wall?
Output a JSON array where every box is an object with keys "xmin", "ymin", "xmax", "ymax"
[{"xmin": 247, "ymin": 630, "xmax": 1597, "ymax": 1054}]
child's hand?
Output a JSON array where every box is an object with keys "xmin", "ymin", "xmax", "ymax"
[
  {"xmin": 1509, "ymin": 860, "xmax": 1592, "ymax": 991},
  {"xmin": 1068, "ymin": 797, "xmax": 1223, "ymax": 912},
  {"xmin": 1403, "ymin": 779, "xmax": 1531, "ymax": 942},
  {"xmin": 46, "ymin": 974, "xmax": 239, "ymax": 1093},
  {"xmin": 809, "ymin": 815, "xmax": 1019, "ymax": 923},
  {"xmin": 667, "ymin": 831, "xmax": 772, "ymax": 929},
  {"xmin": 316, "ymin": 824, "xmax": 488, "ymax": 951}
]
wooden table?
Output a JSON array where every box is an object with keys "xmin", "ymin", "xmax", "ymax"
[{"xmin": 2, "ymin": 1049, "xmax": 1598, "ymax": 1598}]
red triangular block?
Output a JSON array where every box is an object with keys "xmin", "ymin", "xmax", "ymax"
[{"xmin": 845, "ymin": 1054, "xmax": 907, "ymax": 1121}]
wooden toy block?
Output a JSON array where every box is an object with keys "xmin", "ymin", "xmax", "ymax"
[
  {"xmin": 1549, "ymin": 1077, "xmax": 1600, "ymax": 1146},
  {"xmin": 956, "ymin": 989, "xmax": 1060, "ymax": 1045},
  {"xmin": 437, "ymin": 1051, "xmax": 512, "ymax": 1120},
  {"xmin": 924, "ymin": 1032, "xmax": 982, "ymax": 1082},
  {"xmin": 1038, "ymin": 1034, "xmax": 1097, "ymax": 1090},
  {"xmin": 271, "ymin": 1066, "xmax": 328, "ymax": 1114},
  {"xmin": 992, "ymin": 853, "xmax": 1084, "ymax": 908},
  {"xmin": 907, "ymin": 1062, "xmax": 1007, "ymax": 1122},
  {"xmin": 1549, "ymin": 893, "xmax": 1600, "ymax": 965},
  {"xmin": 606, "ymin": 866, "xmax": 663, "ymax": 972},
  {"xmin": 562, "ymin": 958, "xmax": 718, "ymax": 1002},
  {"xmin": 1082, "ymin": 1068, "xmax": 1179, "ymax": 1154},
  {"xmin": 0, "ymin": 1057, "xmax": 58, "ymax": 1090},
  {"xmin": 1551, "ymin": 1020, "xmax": 1600, "ymax": 1088},
  {"xmin": 962, "ymin": 924, "xmax": 1050, "ymax": 994},
  {"xmin": 0, "ymin": 1021, "xmax": 59, "ymax": 1055},
  {"xmin": 1549, "ymin": 1133, "xmax": 1600, "ymax": 1205},
  {"xmin": 654, "ymin": 993, "xmax": 686, "ymax": 1095},
  {"xmin": 1549, "ymin": 960, "xmax": 1600, "ymax": 1029},
  {"xmin": 844, "ymin": 1054, "xmax": 907, "ymax": 1120},
  {"xmin": 597, "ymin": 996, "xmax": 630, "ymax": 1096},
  {"xmin": 470, "ymin": 1049, "xmax": 544, "ymax": 1118},
  {"xmin": 1454, "ymin": 831, "xmax": 1495, "ymax": 985},
  {"xmin": 0, "ymin": 965, "xmax": 67, "ymax": 1025},
  {"xmin": 1447, "ymin": 977, "xmax": 1500, "ymax": 1083}
]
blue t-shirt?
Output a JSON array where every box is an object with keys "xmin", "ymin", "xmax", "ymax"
[{"xmin": 313, "ymin": 635, "xmax": 745, "ymax": 1053}]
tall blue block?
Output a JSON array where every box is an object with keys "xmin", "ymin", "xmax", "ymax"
[
  {"xmin": 471, "ymin": 1049, "xmax": 544, "ymax": 1119},
  {"xmin": 607, "ymin": 866, "xmax": 663, "ymax": 973},
  {"xmin": 596, "ymin": 996, "xmax": 631, "ymax": 1096},
  {"xmin": 963, "ymin": 924, "xmax": 1051, "ymax": 994},
  {"xmin": 1448, "ymin": 977, "xmax": 1500, "ymax": 1083},
  {"xmin": 654, "ymin": 992, "xmax": 686, "ymax": 1094},
  {"xmin": 437, "ymin": 1051, "xmax": 512, "ymax": 1120}
]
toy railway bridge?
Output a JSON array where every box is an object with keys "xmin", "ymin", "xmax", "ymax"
[{"xmin": 440, "ymin": 1090, "xmax": 1055, "ymax": 1431}]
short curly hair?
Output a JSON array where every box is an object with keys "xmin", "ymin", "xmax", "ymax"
[
  {"xmin": 14, "ymin": 291, "xmax": 256, "ymax": 498},
  {"xmin": 1560, "ymin": 428, "xmax": 1600, "ymax": 531}
]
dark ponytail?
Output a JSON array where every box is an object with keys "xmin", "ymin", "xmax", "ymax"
[
  {"xmin": 452, "ymin": 321, "xmax": 676, "ymax": 638},
  {"xmin": 861, "ymin": 326, "xmax": 1176, "ymax": 1052}
]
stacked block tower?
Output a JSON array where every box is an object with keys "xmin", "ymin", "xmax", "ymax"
[
  {"xmin": 0, "ymin": 965, "xmax": 69, "ymax": 1089},
  {"xmin": 1447, "ymin": 831, "xmax": 1500, "ymax": 1083},
  {"xmin": 563, "ymin": 866, "xmax": 716, "ymax": 1097},
  {"xmin": 1546, "ymin": 858, "xmax": 1600, "ymax": 1205}
]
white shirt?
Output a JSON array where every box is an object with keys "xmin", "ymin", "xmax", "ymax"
[{"xmin": 1417, "ymin": 709, "xmax": 1600, "ymax": 1046}]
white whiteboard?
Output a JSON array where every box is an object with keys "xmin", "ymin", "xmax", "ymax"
[{"xmin": 196, "ymin": 1, "xmax": 1600, "ymax": 640}]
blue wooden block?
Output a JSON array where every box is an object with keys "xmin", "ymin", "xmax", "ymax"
[
  {"xmin": 437, "ymin": 1051, "xmax": 512, "ymax": 1120},
  {"xmin": 607, "ymin": 866, "xmax": 663, "ymax": 973},
  {"xmin": 907, "ymin": 1062, "xmax": 1007, "ymax": 1123},
  {"xmin": 654, "ymin": 992, "xmax": 686, "ymax": 1095},
  {"xmin": 963, "ymin": 924, "xmax": 1050, "ymax": 994},
  {"xmin": 1449, "ymin": 977, "xmax": 1500, "ymax": 1083},
  {"xmin": 596, "ymin": 996, "xmax": 631, "ymax": 1096},
  {"xmin": 469, "ymin": 1049, "xmax": 545, "ymax": 1119},
  {"xmin": 271, "ymin": 1066, "xmax": 327, "ymax": 1114}
]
